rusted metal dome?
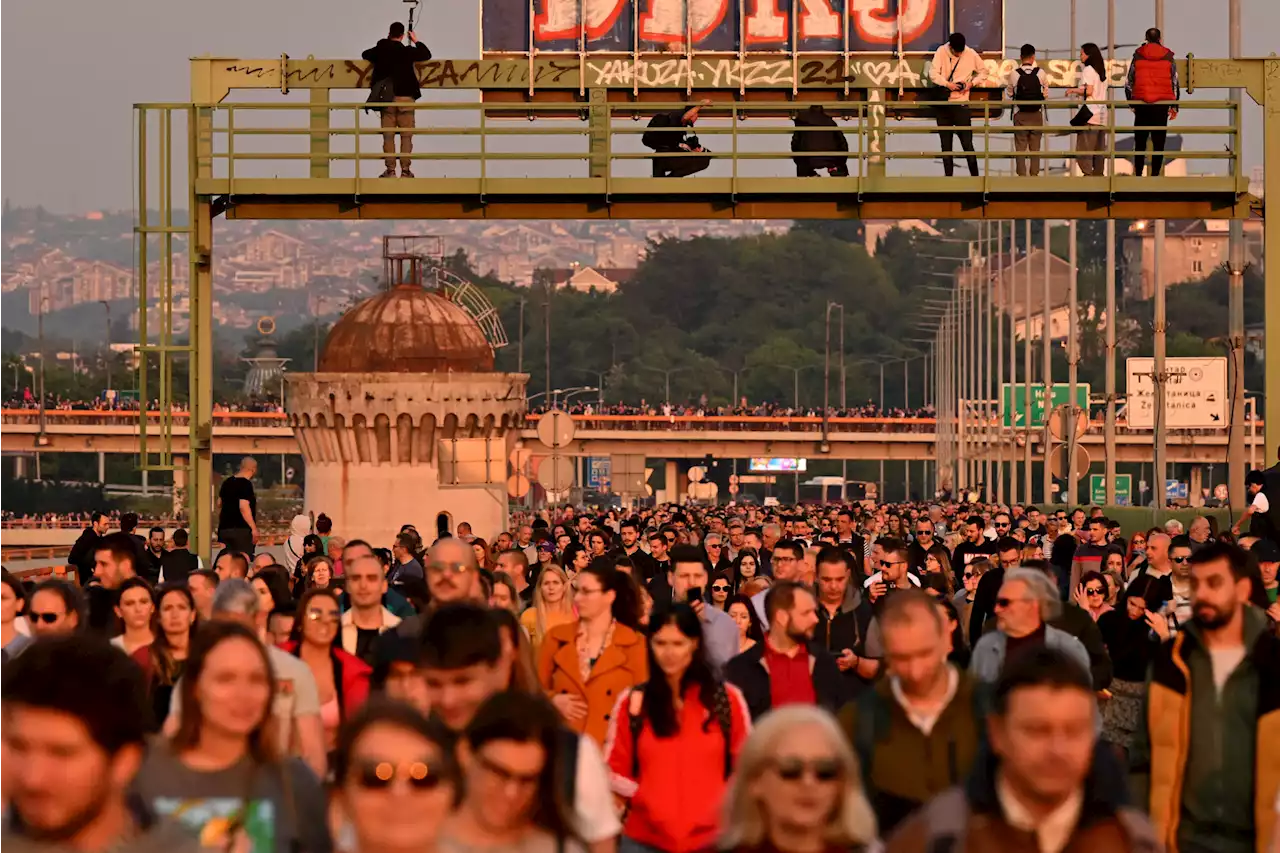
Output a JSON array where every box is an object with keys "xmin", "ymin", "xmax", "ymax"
[{"xmin": 319, "ymin": 284, "xmax": 495, "ymax": 373}]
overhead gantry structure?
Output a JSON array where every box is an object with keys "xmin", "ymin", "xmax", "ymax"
[{"xmin": 136, "ymin": 53, "xmax": 1275, "ymax": 553}]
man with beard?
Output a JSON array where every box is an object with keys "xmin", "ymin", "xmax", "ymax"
[
  {"xmin": 2, "ymin": 637, "xmax": 202, "ymax": 853},
  {"xmin": 727, "ymin": 580, "xmax": 846, "ymax": 720},
  {"xmin": 1140, "ymin": 541, "xmax": 1280, "ymax": 853},
  {"xmin": 611, "ymin": 518, "xmax": 657, "ymax": 583}
]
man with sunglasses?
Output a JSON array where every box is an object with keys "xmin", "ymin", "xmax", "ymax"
[
  {"xmin": 1145, "ymin": 536, "xmax": 1196, "ymax": 640},
  {"xmin": 967, "ymin": 538, "xmax": 1024, "ymax": 642},
  {"xmin": 970, "ymin": 568, "xmax": 1091, "ymax": 686},
  {"xmin": 907, "ymin": 522, "xmax": 937, "ymax": 573}
]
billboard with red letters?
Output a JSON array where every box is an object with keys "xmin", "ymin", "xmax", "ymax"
[{"xmin": 482, "ymin": 0, "xmax": 1003, "ymax": 55}]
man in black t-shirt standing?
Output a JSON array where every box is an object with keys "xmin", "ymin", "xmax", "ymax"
[
  {"xmin": 951, "ymin": 514, "xmax": 996, "ymax": 569},
  {"xmin": 217, "ymin": 456, "xmax": 258, "ymax": 557}
]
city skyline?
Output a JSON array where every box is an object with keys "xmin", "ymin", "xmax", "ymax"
[{"xmin": 1, "ymin": 0, "xmax": 1271, "ymax": 211}]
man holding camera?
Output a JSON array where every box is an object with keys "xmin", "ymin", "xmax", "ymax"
[{"xmin": 363, "ymin": 22, "xmax": 433, "ymax": 178}]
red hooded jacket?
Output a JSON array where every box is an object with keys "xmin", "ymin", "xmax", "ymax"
[
  {"xmin": 1127, "ymin": 42, "xmax": 1178, "ymax": 104},
  {"xmin": 278, "ymin": 640, "xmax": 371, "ymax": 719}
]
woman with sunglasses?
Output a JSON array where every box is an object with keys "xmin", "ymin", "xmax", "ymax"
[
  {"xmin": 923, "ymin": 545, "xmax": 956, "ymax": 596},
  {"xmin": 1097, "ymin": 576, "xmax": 1162, "ymax": 764},
  {"xmin": 708, "ymin": 571, "xmax": 733, "ymax": 611},
  {"xmin": 283, "ymin": 587, "xmax": 372, "ymax": 757},
  {"xmin": 133, "ymin": 620, "xmax": 332, "ymax": 853},
  {"xmin": 110, "ymin": 577, "xmax": 156, "ymax": 655},
  {"xmin": 1125, "ymin": 531, "xmax": 1149, "ymax": 582},
  {"xmin": 133, "ymin": 583, "xmax": 198, "ymax": 730},
  {"xmin": 605, "ymin": 603, "xmax": 751, "ymax": 853},
  {"xmin": 331, "ymin": 701, "xmax": 458, "ymax": 853},
  {"xmin": 1072, "ymin": 570, "xmax": 1114, "ymax": 622},
  {"xmin": 950, "ymin": 558, "xmax": 987, "ymax": 647},
  {"xmin": 719, "ymin": 705, "xmax": 877, "ymax": 853},
  {"xmin": 520, "ymin": 562, "xmax": 575, "ymax": 657},
  {"xmin": 440, "ymin": 692, "xmax": 580, "ymax": 853}
]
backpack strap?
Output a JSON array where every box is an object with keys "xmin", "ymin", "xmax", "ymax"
[{"xmin": 628, "ymin": 688, "xmax": 645, "ymax": 779}]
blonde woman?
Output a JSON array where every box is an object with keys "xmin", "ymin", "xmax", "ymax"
[
  {"xmin": 519, "ymin": 562, "xmax": 575, "ymax": 657},
  {"xmin": 719, "ymin": 705, "xmax": 878, "ymax": 853}
]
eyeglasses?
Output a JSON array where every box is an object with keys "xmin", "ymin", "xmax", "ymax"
[
  {"xmin": 995, "ymin": 523, "xmax": 1011, "ymax": 529},
  {"xmin": 999, "ymin": 557, "xmax": 1020, "ymax": 568},
  {"xmin": 354, "ymin": 760, "xmax": 444, "ymax": 791},
  {"xmin": 994, "ymin": 597, "xmax": 1029, "ymax": 609},
  {"xmin": 879, "ymin": 559, "xmax": 906, "ymax": 568},
  {"xmin": 427, "ymin": 561, "xmax": 473, "ymax": 575},
  {"xmin": 773, "ymin": 757, "xmax": 842, "ymax": 783},
  {"xmin": 27, "ymin": 611, "xmax": 61, "ymax": 624},
  {"xmin": 962, "ymin": 572, "xmax": 977, "ymax": 580},
  {"xmin": 916, "ymin": 530, "xmax": 933, "ymax": 537},
  {"xmin": 307, "ymin": 608, "xmax": 340, "ymax": 624},
  {"xmin": 711, "ymin": 584, "xmax": 731, "ymax": 592},
  {"xmin": 1084, "ymin": 586, "xmax": 1105, "ymax": 596},
  {"xmin": 1172, "ymin": 555, "xmax": 1191, "ymax": 563}
]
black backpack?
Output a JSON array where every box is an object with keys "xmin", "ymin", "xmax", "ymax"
[
  {"xmin": 1013, "ymin": 67, "xmax": 1043, "ymax": 111},
  {"xmin": 629, "ymin": 685, "xmax": 734, "ymax": 779}
]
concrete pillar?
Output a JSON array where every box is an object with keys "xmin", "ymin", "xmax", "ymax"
[
  {"xmin": 141, "ymin": 469, "xmax": 150, "ymax": 496},
  {"xmin": 665, "ymin": 460, "xmax": 679, "ymax": 505},
  {"xmin": 14, "ymin": 455, "xmax": 28, "ymax": 479},
  {"xmin": 173, "ymin": 456, "xmax": 188, "ymax": 519},
  {"xmin": 98, "ymin": 451, "xmax": 106, "ymax": 484},
  {"xmin": 1189, "ymin": 465, "xmax": 1204, "ymax": 508}
]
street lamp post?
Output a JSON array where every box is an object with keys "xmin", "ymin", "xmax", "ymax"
[
  {"xmin": 100, "ymin": 300, "xmax": 112, "ymax": 392},
  {"xmin": 639, "ymin": 366, "xmax": 692, "ymax": 404}
]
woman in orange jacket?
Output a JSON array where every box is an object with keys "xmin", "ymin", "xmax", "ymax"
[{"xmin": 538, "ymin": 561, "xmax": 647, "ymax": 744}]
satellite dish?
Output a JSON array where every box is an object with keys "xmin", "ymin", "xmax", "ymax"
[{"xmin": 536, "ymin": 409, "xmax": 576, "ymax": 450}]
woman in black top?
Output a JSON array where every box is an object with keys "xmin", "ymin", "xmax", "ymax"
[{"xmin": 1098, "ymin": 575, "xmax": 1161, "ymax": 762}]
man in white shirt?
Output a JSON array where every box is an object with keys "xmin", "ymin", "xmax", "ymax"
[
  {"xmin": 928, "ymin": 32, "xmax": 986, "ymax": 177},
  {"xmin": 1007, "ymin": 43, "xmax": 1049, "ymax": 176}
]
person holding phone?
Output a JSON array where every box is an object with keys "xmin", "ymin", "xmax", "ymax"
[
  {"xmin": 927, "ymin": 32, "xmax": 986, "ymax": 177},
  {"xmin": 668, "ymin": 545, "xmax": 740, "ymax": 670}
]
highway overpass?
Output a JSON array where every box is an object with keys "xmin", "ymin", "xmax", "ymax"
[{"xmin": 0, "ymin": 410, "xmax": 1262, "ymax": 465}]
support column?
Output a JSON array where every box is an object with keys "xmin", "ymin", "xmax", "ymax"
[
  {"xmin": 665, "ymin": 460, "xmax": 678, "ymax": 505},
  {"xmin": 173, "ymin": 456, "xmax": 188, "ymax": 519},
  {"xmin": 309, "ymin": 88, "xmax": 331, "ymax": 178},
  {"xmin": 587, "ymin": 88, "xmax": 610, "ymax": 179},
  {"xmin": 1267, "ymin": 60, "xmax": 1280, "ymax": 456},
  {"xmin": 1042, "ymin": 222, "xmax": 1054, "ymax": 505},
  {"xmin": 98, "ymin": 451, "xmax": 106, "ymax": 485},
  {"xmin": 15, "ymin": 455, "xmax": 28, "ymax": 479},
  {"xmin": 1190, "ymin": 465, "xmax": 1204, "ymax": 507},
  {"xmin": 189, "ymin": 201, "xmax": 215, "ymax": 562}
]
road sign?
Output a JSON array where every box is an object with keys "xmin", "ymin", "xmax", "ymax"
[
  {"xmin": 541, "ymin": 456, "xmax": 575, "ymax": 492},
  {"xmin": 1048, "ymin": 404, "xmax": 1089, "ymax": 442},
  {"xmin": 1166, "ymin": 479, "xmax": 1189, "ymax": 501},
  {"xmin": 506, "ymin": 473, "xmax": 530, "ymax": 499},
  {"xmin": 1049, "ymin": 444, "xmax": 1092, "ymax": 480},
  {"xmin": 688, "ymin": 466, "xmax": 707, "ymax": 483},
  {"xmin": 536, "ymin": 409, "xmax": 576, "ymax": 449},
  {"xmin": 1126, "ymin": 357, "xmax": 1228, "ymax": 429},
  {"xmin": 1001, "ymin": 383, "xmax": 1090, "ymax": 429},
  {"xmin": 585, "ymin": 457, "xmax": 611, "ymax": 491},
  {"xmin": 1089, "ymin": 474, "xmax": 1132, "ymax": 506},
  {"xmin": 728, "ymin": 484, "xmax": 740, "ymax": 495}
]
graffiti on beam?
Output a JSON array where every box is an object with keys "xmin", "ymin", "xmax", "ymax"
[
  {"xmin": 223, "ymin": 63, "xmax": 341, "ymax": 84},
  {"xmin": 584, "ymin": 56, "xmax": 1130, "ymax": 89},
  {"xmin": 342, "ymin": 59, "xmax": 577, "ymax": 88}
]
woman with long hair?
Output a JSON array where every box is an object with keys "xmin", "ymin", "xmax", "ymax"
[
  {"xmin": 606, "ymin": 603, "xmax": 751, "ymax": 853},
  {"xmin": 951, "ymin": 558, "xmax": 988, "ymax": 646},
  {"xmin": 133, "ymin": 584, "xmax": 198, "ymax": 730},
  {"xmin": 538, "ymin": 563, "xmax": 647, "ymax": 744},
  {"xmin": 708, "ymin": 571, "xmax": 733, "ymax": 611},
  {"xmin": 719, "ymin": 706, "xmax": 878, "ymax": 853},
  {"xmin": 331, "ymin": 701, "xmax": 458, "ymax": 853},
  {"xmin": 296, "ymin": 555, "xmax": 335, "ymax": 599},
  {"xmin": 1125, "ymin": 530, "xmax": 1149, "ymax": 582},
  {"xmin": 471, "ymin": 538, "xmax": 495, "ymax": 572},
  {"xmin": 562, "ymin": 543, "xmax": 591, "ymax": 582},
  {"xmin": 252, "ymin": 565, "xmax": 293, "ymax": 631},
  {"xmin": 732, "ymin": 551, "xmax": 760, "ymax": 594},
  {"xmin": 1, "ymin": 568, "xmax": 31, "ymax": 659},
  {"xmin": 1066, "ymin": 42, "xmax": 1109, "ymax": 176},
  {"xmin": 492, "ymin": 608, "xmax": 540, "ymax": 694},
  {"xmin": 520, "ymin": 562, "xmax": 576, "ymax": 657},
  {"xmin": 1098, "ymin": 577, "xmax": 1161, "ymax": 762},
  {"xmin": 936, "ymin": 597, "xmax": 971, "ymax": 669},
  {"xmin": 923, "ymin": 545, "xmax": 956, "ymax": 595},
  {"xmin": 292, "ymin": 534, "xmax": 324, "ymax": 585},
  {"xmin": 727, "ymin": 594, "xmax": 764, "ymax": 655},
  {"xmin": 132, "ymin": 620, "xmax": 331, "ymax": 853},
  {"xmin": 489, "ymin": 572, "xmax": 521, "ymax": 615},
  {"xmin": 283, "ymin": 586, "xmax": 372, "ymax": 755},
  {"xmin": 110, "ymin": 577, "xmax": 156, "ymax": 655},
  {"xmin": 440, "ymin": 692, "xmax": 580, "ymax": 853}
]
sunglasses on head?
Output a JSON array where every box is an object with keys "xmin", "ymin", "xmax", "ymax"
[
  {"xmin": 773, "ymin": 757, "xmax": 842, "ymax": 783},
  {"xmin": 354, "ymin": 760, "xmax": 444, "ymax": 791},
  {"xmin": 27, "ymin": 611, "xmax": 61, "ymax": 624}
]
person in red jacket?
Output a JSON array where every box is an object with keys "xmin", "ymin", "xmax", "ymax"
[{"xmin": 1124, "ymin": 27, "xmax": 1180, "ymax": 176}]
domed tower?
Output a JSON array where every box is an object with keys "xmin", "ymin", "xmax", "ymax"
[{"xmin": 286, "ymin": 236, "xmax": 526, "ymax": 546}]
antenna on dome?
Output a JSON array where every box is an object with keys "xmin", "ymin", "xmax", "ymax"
[{"xmin": 381, "ymin": 235, "xmax": 444, "ymax": 290}]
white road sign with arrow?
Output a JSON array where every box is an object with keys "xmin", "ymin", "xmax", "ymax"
[{"xmin": 1125, "ymin": 357, "xmax": 1228, "ymax": 429}]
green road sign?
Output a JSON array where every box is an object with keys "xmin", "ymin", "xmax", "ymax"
[
  {"xmin": 1001, "ymin": 383, "xmax": 1091, "ymax": 429},
  {"xmin": 1089, "ymin": 474, "xmax": 1133, "ymax": 506}
]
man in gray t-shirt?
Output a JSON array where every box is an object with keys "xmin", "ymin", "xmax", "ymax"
[{"xmin": 165, "ymin": 581, "xmax": 325, "ymax": 776}]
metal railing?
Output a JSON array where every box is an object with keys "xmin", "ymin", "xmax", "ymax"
[{"xmin": 138, "ymin": 96, "xmax": 1242, "ymax": 192}]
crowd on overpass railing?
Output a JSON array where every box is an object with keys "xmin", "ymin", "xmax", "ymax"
[
  {"xmin": 529, "ymin": 401, "xmax": 938, "ymax": 418},
  {"xmin": 3, "ymin": 393, "xmax": 285, "ymax": 414}
]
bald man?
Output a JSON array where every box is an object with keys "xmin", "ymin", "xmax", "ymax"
[
  {"xmin": 391, "ymin": 537, "xmax": 483, "ymax": 640},
  {"xmin": 217, "ymin": 456, "xmax": 258, "ymax": 557}
]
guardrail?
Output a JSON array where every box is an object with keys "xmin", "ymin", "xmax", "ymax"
[{"xmin": 134, "ymin": 96, "xmax": 1242, "ymax": 190}]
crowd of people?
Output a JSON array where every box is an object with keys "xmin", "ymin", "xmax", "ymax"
[
  {"xmin": 4, "ymin": 486, "xmax": 1280, "ymax": 853},
  {"xmin": 527, "ymin": 402, "xmax": 937, "ymax": 419},
  {"xmin": 3, "ymin": 393, "xmax": 285, "ymax": 414}
]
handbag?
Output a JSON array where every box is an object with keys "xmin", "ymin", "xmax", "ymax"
[
  {"xmin": 364, "ymin": 76, "xmax": 395, "ymax": 113},
  {"xmin": 1070, "ymin": 105, "xmax": 1094, "ymax": 127}
]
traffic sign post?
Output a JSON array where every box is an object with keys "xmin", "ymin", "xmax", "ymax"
[
  {"xmin": 1166, "ymin": 479, "xmax": 1189, "ymax": 502},
  {"xmin": 1125, "ymin": 357, "xmax": 1228, "ymax": 429},
  {"xmin": 1089, "ymin": 474, "xmax": 1132, "ymax": 506},
  {"xmin": 1001, "ymin": 383, "xmax": 1091, "ymax": 429}
]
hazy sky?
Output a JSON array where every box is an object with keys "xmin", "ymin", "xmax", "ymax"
[{"xmin": 1, "ymin": 0, "xmax": 1271, "ymax": 211}]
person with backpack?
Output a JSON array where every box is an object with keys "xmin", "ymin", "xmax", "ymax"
[
  {"xmin": 790, "ymin": 105, "xmax": 850, "ymax": 177},
  {"xmin": 1007, "ymin": 43, "xmax": 1048, "ymax": 176},
  {"xmin": 362, "ymin": 22, "xmax": 433, "ymax": 178},
  {"xmin": 642, "ymin": 100, "xmax": 713, "ymax": 178},
  {"xmin": 603, "ymin": 602, "xmax": 751, "ymax": 853}
]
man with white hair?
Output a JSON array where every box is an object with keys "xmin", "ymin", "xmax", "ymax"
[
  {"xmin": 969, "ymin": 568, "xmax": 1091, "ymax": 684},
  {"xmin": 164, "ymin": 579, "xmax": 326, "ymax": 776},
  {"xmin": 1164, "ymin": 518, "xmax": 1185, "ymax": 536}
]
